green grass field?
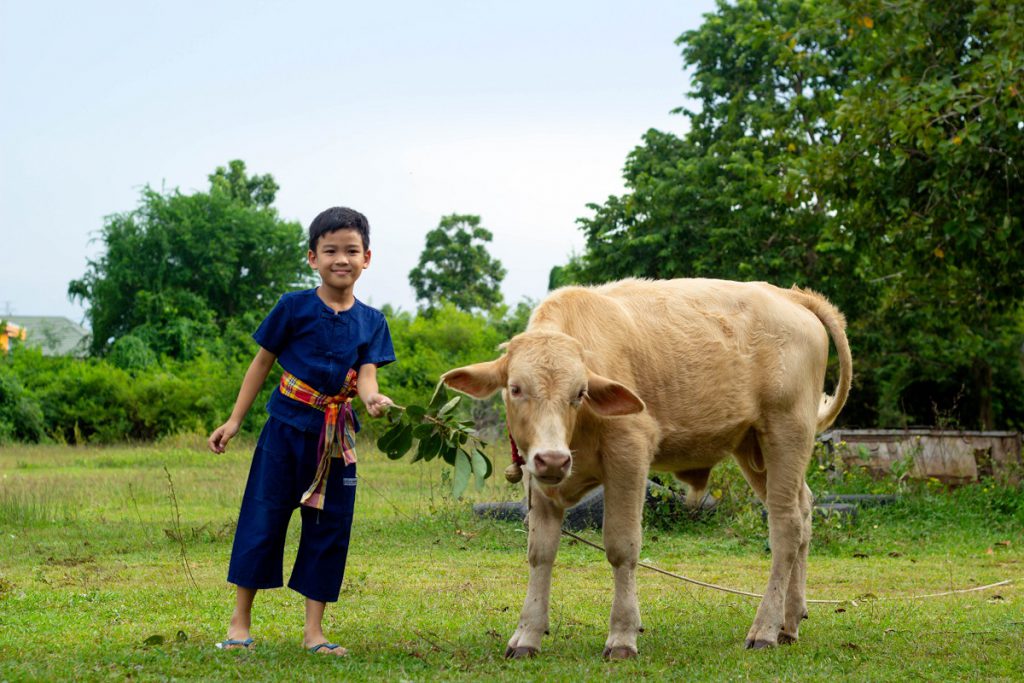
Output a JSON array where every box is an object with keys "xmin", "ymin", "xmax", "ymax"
[{"xmin": 1, "ymin": 438, "xmax": 1022, "ymax": 681}]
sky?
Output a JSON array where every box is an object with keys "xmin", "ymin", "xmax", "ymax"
[{"xmin": 0, "ymin": 0, "xmax": 718, "ymax": 324}]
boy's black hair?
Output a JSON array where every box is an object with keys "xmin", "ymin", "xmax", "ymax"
[{"xmin": 308, "ymin": 207, "xmax": 370, "ymax": 252}]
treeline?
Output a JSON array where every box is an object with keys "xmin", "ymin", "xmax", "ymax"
[{"xmin": 0, "ymin": 302, "xmax": 529, "ymax": 445}]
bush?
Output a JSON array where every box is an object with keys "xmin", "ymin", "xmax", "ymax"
[
  {"xmin": 0, "ymin": 365, "xmax": 45, "ymax": 443},
  {"xmin": 0, "ymin": 303, "xmax": 531, "ymax": 445},
  {"xmin": 107, "ymin": 334, "xmax": 157, "ymax": 372},
  {"xmin": 2, "ymin": 346, "xmax": 262, "ymax": 444}
]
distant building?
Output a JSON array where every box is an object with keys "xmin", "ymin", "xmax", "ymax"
[{"xmin": 3, "ymin": 316, "xmax": 90, "ymax": 357}]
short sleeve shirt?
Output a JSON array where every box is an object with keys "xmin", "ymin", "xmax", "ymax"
[{"xmin": 253, "ymin": 288, "xmax": 396, "ymax": 433}]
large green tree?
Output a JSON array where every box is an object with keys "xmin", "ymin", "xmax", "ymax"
[
  {"xmin": 572, "ymin": 0, "xmax": 1024, "ymax": 429},
  {"xmin": 578, "ymin": 0, "xmax": 852, "ymax": 296},
  {"xmin": 817, "ymin": 0, "xmax": 1024, "ymax": 428},
  {"xmin": 408, "ymin": 214, "xmax": 507, "ymax": 313},
  {"xmin": 69, "ymin": 160, "xmax": 311, "ymax": 358}
]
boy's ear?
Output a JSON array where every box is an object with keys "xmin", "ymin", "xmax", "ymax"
[
  {"xmin": 307, "ymin": 249, "xmax": 317, "ymax": 268},
  {"xmin": 364, "ymin": 249, "xmax": 372, "ymax": 268}
]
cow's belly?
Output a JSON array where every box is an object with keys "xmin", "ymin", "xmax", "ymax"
[{"xmin": 651, "ymin": 427, "xmax": 748, "ymax": 472}]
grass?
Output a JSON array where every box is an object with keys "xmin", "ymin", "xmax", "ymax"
[{"xmin": 1, "ymin": 438, "xmax": 1022, "ymax": 681}]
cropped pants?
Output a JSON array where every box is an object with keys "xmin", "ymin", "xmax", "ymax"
[{"xmin": 227, "ymin": 416, "xmax": 357, "ymax": 603}]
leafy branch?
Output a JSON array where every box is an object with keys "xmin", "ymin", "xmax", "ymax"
[{"xmin": 376, "ymin": 381, "xmax": 492, "ymax": 498}]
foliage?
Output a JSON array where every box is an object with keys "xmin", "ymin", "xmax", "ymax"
[
  {"xmin": 0, "ymin": 346, "xmax": 268, "ymax": 444},
  {"xmin": 68, "ymin": 160, "xmax": 311, "ymax": 358},
  {"xmin": 815, "ymin": 0, "xmax": 1024, "ymax": 428},
  {"xmin": 379, "ymin": 303, "xmax": 511, "ymax": 437},
  {"xmin": 0, "ymin": 366, "xmax": 45, "ymax": 444},
  {"xmin": 408, "ymin": 214, "xmax": 507, "ymax": 313},
  {"xmin": 572, "ymin": 0, "xmax": 1024, "ymax": 429},
  {"xmin": 0, "ymin": 302, "xmax": 529, "ymax": 446},
  {"xmin": 376, "ymin": 382, "xmax": 492, "ymax": 499},
  {"xmin": 107, "ymin": 334, "xmax": 158, "ymax": 373}
]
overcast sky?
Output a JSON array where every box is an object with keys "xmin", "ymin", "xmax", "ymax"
[{"xmin": 1, "ymin": 0, "xmax": 718, "ymax": 324}]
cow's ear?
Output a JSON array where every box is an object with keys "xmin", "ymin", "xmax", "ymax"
[
  {"xmin": 442, "ymin": 356, "xmax": 507, "ymax": 399},
  {"xmin": 585, "ymin": 371, "xmax": 645, "ymax": 416}
]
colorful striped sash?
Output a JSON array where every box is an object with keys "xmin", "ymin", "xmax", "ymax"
[{"xmin": 279, "ymin": 369, "xmax": 358, "ymax": 510}]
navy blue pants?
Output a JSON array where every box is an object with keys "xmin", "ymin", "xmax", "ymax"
[{"xmin": 227, "ymin": 416, "xmax": 357, "ymax": 603}]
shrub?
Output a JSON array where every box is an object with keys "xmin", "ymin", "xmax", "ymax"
[{"xmin": 0, "ymin": 366, "xmax": 45, "ymax": 443}]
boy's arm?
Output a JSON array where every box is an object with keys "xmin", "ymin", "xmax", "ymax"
[
  {"xmin": 356, "ymin": 363, "xmax": 393, "ymax": 418},
  {"xmin": 208, "ymin": 347, "xmax": 277, "ymax": 453}
]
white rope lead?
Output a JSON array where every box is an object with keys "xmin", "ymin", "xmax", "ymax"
[{"xmin": 559, "ymin": 529, "xmax": 1015, "ymax": 605}]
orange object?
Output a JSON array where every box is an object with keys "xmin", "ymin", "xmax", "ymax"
[{"xmin": 1, "ymin": 322, "xmax": 27, "ymax": 353}]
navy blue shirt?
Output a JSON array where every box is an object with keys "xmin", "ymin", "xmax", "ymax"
[{"xmin": 253, "ymin": 288, "xmax": 396, "ymax": 434}]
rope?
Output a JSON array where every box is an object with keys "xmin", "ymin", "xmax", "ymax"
[{"xmin": 559, "ymin": 528, "xmax": 1015, "ymax": 604}]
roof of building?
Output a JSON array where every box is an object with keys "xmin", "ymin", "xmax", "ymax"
[{"xmin": 3, "ymin": 316, "xmax": 90, "ymax": 357}]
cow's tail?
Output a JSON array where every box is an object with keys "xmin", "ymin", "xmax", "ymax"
[{"xmin": 786, "ymin": 286, "xmax": 853, "ymax": 432}]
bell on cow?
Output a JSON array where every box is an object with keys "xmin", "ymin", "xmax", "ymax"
[{"xmin": 504, "ymin": 462, "xmax": 524, "ymax": 483}]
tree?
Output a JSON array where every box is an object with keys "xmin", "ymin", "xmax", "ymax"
[
  {"xmin": 69, "ymin": 160, "xmax": 312, "ymax": 358},
  {"xmin": 816, "ymin": 0, "xmax": 1024, "ymax": 428},
  {"xmin": 578, "ymin": 1, "xmax": 860, "ymax": 310},
  {"xmin": 408, "ymin": 214, "xmax": 507, "ymax": 313},
  {"xmin": 571, "ymin": 0, "xmax": 1024, "ymax": 429}
]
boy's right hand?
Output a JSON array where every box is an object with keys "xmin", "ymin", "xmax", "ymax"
[{"xmin": 208, "ymin": 420, "xmax": 240, "ymax": 453}]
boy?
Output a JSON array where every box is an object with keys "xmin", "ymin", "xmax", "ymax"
[{"xmin": 208, "ymin": 206, "xmax": 395, "ymax": 656}]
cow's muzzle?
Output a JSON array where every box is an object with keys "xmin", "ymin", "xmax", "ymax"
[{"xmin": 531, "ymin": 450, "xmax": 571, "ymax": 484}]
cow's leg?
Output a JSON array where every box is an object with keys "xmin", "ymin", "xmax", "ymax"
[
  {"xmin": 600, "ymin": 444, "xmax": 648, "ymax": 659},
  {"xmin": 779, "ymin": 481, "xmax": 812, "ymax": 644},
  {"xmin": 743, "ymin": 420, "xmax": 815, "ymax": 649},
  {"xmin": 675, "ymin": 468, "xmax": 712, "ymax": 509},
  {"xmin": 506, "ymin": 479, "xmax": 564, "ymax": 658}
]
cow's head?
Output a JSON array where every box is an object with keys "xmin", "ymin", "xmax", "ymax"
[{"xmin": 441, "ymin": 330, "xmax": 645, "ymax": 486}]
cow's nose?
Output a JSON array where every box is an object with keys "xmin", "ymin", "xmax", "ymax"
[{"xmin": 533, "ymin": 451, "xmax": 571, "ymax": 479}]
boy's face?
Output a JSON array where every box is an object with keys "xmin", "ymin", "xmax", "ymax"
[{"xmin": 307, "ymin": 228, "xmax": 371, "ymax": 293}]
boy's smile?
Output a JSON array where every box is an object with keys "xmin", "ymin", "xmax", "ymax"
[{"xmin": 308, "ymin": 228, "xmax": 370, "ymax": 301}]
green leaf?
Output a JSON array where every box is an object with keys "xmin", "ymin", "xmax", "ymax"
[
  {"xmin": 376, "ymin": 424, "xmax": 404, "ymax": 455},
  {"xmin": 380, "ymin": 424, "xmax": 413, "ymax": 460},
  {"xmin": 429, "ymin": 382, "xmax": 449, "ymax": 410},
  {"xmin": 391, "ymin": 424, "xmax": 414, "ymax": 459},
  {"xmin": 405, "ymin": 405, "xmax": 427, "ymax": 420},
  {"xmin": 412, "ymin": 422, "xmax": 434, "ymax": 439},
  {"xmin": 438, "ymin": 395, "xmax": 461, "ymax": 417},
  {"xmin": 471, "ymin": 449, "xmax": 489, "ymax": 490},
  {"xmin": 440, "ymin": 442, "xmax": 457, "ymax": 466},
  {"xmin": 453, "ymin": 449, "xmax": 472, "ymax": 498},
  {"xmin": 143, "ymin": 634, "xmax": 165, "ymax": 646},
  {"xmin": 477, "ymin": 450, "xmax": 493, "ymax": 479},
  {"xmin": 415, "ymin": 434, "xmax": 442, "ymax": 462}
]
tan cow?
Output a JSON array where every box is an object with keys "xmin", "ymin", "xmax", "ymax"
[{"xmin": 442, "ymin": 278, "xmax": 852, "ymax": 658}]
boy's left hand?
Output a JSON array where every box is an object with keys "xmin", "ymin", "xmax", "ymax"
[{"xmin": 364, "ymin": 394, "xmax": 394, "ymax": 418}]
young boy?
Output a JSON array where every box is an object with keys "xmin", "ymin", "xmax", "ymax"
[{"xmin": 208, "ymin": 206, "xmax": 395, "ymax": 656}]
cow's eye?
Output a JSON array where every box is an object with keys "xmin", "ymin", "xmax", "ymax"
[
  {"xmin": 509, "ymin": 384, "xmax": 522, "ymax": 397},
  {"xmin": 571, "ymin": 388, "xmax": 586, "ymax": 406}
]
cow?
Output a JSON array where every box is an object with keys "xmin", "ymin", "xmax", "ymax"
[{"xmin": 441, "ymin": 278, "xmax": 852, "ymax": 659}]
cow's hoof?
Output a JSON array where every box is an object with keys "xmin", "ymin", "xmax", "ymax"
[
  {"xmin": 777, "ymin": 632, "xmax": 798, "ymax": 645},
  {"xmin": 504, "ymin": 646, "xmax": 538, "ymax": 659},
  {"xmin": 603, "ymin": 645, "xmax": 638, "ymax": 660},
  {"xmin": 745, "ymin": 638, "xmax": 776, "ymax": 650}
]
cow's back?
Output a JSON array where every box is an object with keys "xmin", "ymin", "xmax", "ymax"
[{"xmin": 529, "ymin": 278, "xmax": 829, "ymax": 464}]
